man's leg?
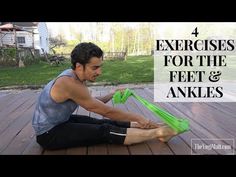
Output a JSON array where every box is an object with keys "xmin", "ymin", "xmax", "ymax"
[
  {"xmin": 123, "ymin": 126, "xmax": 177, "ymax": 145},
  {"xmin": 37, "ymin": 120, "xmax": 177, "ymax": 149},
  {"xmin": 69, "ymin": 114, "xmax": 130, "ymax": 128},
  {"xmin": 69, "ymin": 115, "xmax": 172, "ymax": 143},
  {"xmin": 69, "ymin": 115, "xmax": 164, "ymax": 129},
  {"xmin": 36, "ymin": 121, "xmax": 128, "ymax": 150}
]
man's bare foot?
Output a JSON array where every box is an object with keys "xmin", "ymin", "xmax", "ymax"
[
  {"xmin": 156, "ymin": 122, "xmax": 166, "ymax": 127},
  {"xmin": 159, "ymin": 136, "xmax": 173, "ymax": 143},
  {"xmin": 156, "ymin": 126, "xmax": 178, "ymax": 142}
]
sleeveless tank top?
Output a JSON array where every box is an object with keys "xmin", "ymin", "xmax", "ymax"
[{"xmin": 32, "ymin": 69, "xmax": 78, "ymax": 135}]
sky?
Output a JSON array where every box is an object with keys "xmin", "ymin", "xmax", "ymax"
[
  {"xmin": 46, "ymin": 22, "xmax": 142, "ymax": 41},
  {"xmin": 46, "ymin": 22, "xmax": 236, "ymax": 42}
]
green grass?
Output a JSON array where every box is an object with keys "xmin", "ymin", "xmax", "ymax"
[
  {"xmin": 97, "ymin": 56, "xmax": 154, "ymax": 83},
  {"xmin": 0, "ymin": 62, "xmax": 69, "ymax": 87},
  {"xmin": 0, "ymin": 56, "xmax": 154, "ymax": 87}
]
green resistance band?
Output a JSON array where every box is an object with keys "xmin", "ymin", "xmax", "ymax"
[{"xmin": 112, "ymin": 88, "xmax": 189, "ymax": 133}]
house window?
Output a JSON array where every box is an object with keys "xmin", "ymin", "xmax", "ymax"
[{"xmin": 17, "ymin": 37, "xmax": 25, "ymax": 44}]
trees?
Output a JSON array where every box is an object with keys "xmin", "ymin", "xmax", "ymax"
[
  {"xmin": 49, "ymin": 35, "xmax": 66, "ymax": 54},
  {"xmin": 108, "ymin": 23, "xmax": 154, "ymax": 56},
  {"xmin": 48, "ymin": 23, "xmax": 155, "ymax": 56}
]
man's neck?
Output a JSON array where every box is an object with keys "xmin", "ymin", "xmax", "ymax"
[{"xmin": 72, "ymin": 70, "xmax": 85, "ymax": 83}]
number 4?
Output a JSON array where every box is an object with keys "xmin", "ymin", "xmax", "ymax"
[{"xmin": 192, "ymin": 27, "xmax": 199, "ymax": 37}]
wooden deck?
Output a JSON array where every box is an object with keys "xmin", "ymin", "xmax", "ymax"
[{"xmin": 0, "ymin": 87, "xmax": 235, "ymax": 155}]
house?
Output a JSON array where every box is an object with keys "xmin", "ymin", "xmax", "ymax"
[{"xmin": 0, "ymin": 22, "xmax": 49, "ymax": 55}]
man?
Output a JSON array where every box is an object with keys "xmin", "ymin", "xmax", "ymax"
[{"xmin": 32, "ymin": 42, "xmax": 177, "ymax": 150}]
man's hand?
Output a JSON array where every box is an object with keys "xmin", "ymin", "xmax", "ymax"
[
  {"xmin": 110, "ymin": 87, "xmax": 126, "ymax": 95},
  {"xmin": 95, "ymin": 87, "xmax": 126, "ymax": 104},
  {"xmin": 137, "ymin": 119, "xmax": 164, "ymax": 129}
]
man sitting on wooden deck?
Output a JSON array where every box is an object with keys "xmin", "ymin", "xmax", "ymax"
[{"xmin": 32, "ymin": 42, "xmax": 177, "ymax": 150}]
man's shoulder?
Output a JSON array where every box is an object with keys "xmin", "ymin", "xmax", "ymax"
[
  {"xmin": 56, "ymin": 76, "xmax": 80, "ymax": 88},
  {"xmin": 60, "ymin": 76, "xmax": 89, "ymax": 93}
]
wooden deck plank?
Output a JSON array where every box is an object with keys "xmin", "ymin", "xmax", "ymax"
[
  {"xmin": 179, "ymin": 102, "xmax": 235, "ymax": 145},
  {"xmin": 205, "ymin": 102, "xmax": 236, "ymax": 119},
  {"xmin": 216, "ymin": 102, "xmax": 236, "ymax": 113},
  {"xmin": 0, "ymin": 91, "xmax": 37, "ymax": 135},
  {"xmin": 158, "ymin": 104, "xmax": 230, "ymax": 154},
  {"xmin": 0, "ymin": 92, "xmax": 33, "ymax": 122},
  {"xmin": 0, "ymin": 91, "xmax": 11, "ymax": 99},
  {"xmin": 161, "ymin": 105, "xmax": 233, "ymax": 154},
  {"xmin": 22, "ymin": 136, "xmax": 43, "ymax": 155},
  {"xmin": 43, "ymin": 149, "xmax": 67, "ymax": 155},
  {"xmin": 146, "ymin": 139, "xmax": 173, "ymax": 155},
  {"xmin": 0, "ymin": 93, "xmax": 17, "ymax": 111},
  {"xmin": 87, "ymin": 144, "xmax": 108, "ymax": 155},
  {"xmin": 1, "ymin": 87, "xmax": 235, "ymax": 155},
  {"xmin": 1, "ymin": 121, "xmax": 35, "ymax": 154},
  {"xmin": 66, "ymin": 146, "xmax": 87, "ymax": 155},
  {"xmin": 107, "ymin": 144, "xmax": 130, "ymax": 155},
  {"xmin": 0, "ymin": 90, "xmax": 30, "ymax": 118},
  {"xmin": 167, "ymin": 136, "xmax": 193, "ymax": 155},
  {"xmin": 0, "ymin": 98, "xmax": 37, "ymax": 153},
  {"xmin": 0, "ymin": 90, "xmax": 30, "ymax": 113},
  {"xmin": 181, "ymin": 103, "xmax": 235, "ymax": 154},
  {"xmin": 127, "ymin": 143, "xmax": 152, "ymax": 155},
  {"xmin": 192, "ymin": 102, "xmax": 236, "ymax": 136}
]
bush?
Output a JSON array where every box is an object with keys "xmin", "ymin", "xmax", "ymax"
[
  {"xmin": 0, "ymin": 48, "xmax": 47, "ymax": 67},
  {"xmin": 22, "ymin": 56, "xmax": 40, "ymax": 66},
  {"xmin": 0, "ymin": 48, "xmax": 18, "ymax": 67}
]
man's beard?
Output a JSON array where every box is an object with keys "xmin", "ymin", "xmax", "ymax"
[{"xmin": 89, "ymin": 76, "xmax": 98, "ymax": 82}]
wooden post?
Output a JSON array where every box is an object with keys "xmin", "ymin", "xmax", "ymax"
[
  {"xmin": 32, "ymin": 30, "xmax": 34, "ymax": 49},
  {"xmin": 14, "ymin": 28, "xmax": 17, "ymax": 49},
  {"xmin": 13, "ymin": 28, "xmax": 19, "ymax": 65},
  {"xmin": 0, "ymin": 29, "xmax": 2, "ymax": 47}
]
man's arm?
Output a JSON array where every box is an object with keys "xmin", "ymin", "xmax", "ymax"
[
  {"xmin": 66, "ymin": 80, "xmax": 151, "ymax": 127},
  {"xmin": 96, "ymin": 88, "xmax": 125, "ymax": 103},
  {"xmin": 95, "ymin": 92, "xmax": 113, "ymax": 103}
]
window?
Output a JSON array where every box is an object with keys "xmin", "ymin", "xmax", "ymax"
[{"xmin": 17, "ymin": 37, "xmax": 25, "ymax": 44}]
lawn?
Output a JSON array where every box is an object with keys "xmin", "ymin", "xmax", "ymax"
[{"xmin": 0, "ymin": 56, "xmax": 154, "ymax": 87}]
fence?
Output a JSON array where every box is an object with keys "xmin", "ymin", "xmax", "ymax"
[{"xmin": 104, "ymin": 52, "xmax": 127, "ymax": 60}]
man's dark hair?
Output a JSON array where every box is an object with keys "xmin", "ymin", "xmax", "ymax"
[{"xmin": 71, "ymin": 42, "xmax": 103, "ymax": 70}]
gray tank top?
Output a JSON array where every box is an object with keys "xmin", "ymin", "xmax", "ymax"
[{"xmin": 32, "ymin": 69, "xmax": 78, "ymax": 135}]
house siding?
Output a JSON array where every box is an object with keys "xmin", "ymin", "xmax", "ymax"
[
  {"xmin": 1, "ymin": 31, "xmax": 33, "ymax": 48},
  {"xmin": 0, "ymin": 22, "xmax": 49, "ymax": 55},
  {"xmin": 1, "ymin": 31, "xmax": 15, "ymax": 45}
]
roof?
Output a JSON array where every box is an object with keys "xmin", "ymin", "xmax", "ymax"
[
  {"xmin": 0, "ymin": 23, "xmax": 37, "ymax": 33},
  {"xmin": 0, "ymin": 23, "xmax": 23, "ymax": 31},
  {"xmin": 11, "ymin": 22, "xmax": 38, "ymax": 27}
]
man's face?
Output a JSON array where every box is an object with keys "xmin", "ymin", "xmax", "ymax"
[{"xmin": 83, "ymin": 57, "xmax": 103, "ymax": 82}]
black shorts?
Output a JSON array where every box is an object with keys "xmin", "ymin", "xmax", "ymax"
[{"xmin": 36, "ymin": 115, "xmax": 130, "ymax": 150}]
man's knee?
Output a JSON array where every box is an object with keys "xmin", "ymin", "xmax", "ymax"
[{"xmin": 100, "ymin": 123, "xmax": 127, "ymax": 144}]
